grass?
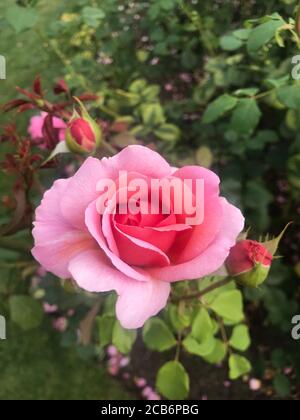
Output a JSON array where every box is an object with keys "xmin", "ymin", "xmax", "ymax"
[{"xmin": 0, "ymin": 321, "xmax": 132, "ymax": 400}]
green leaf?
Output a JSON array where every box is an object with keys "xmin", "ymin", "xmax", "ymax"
[
  {"xmin": 156, "ymin": 361, "xmax": 189, "ymax": 400},
  {"xmin": 0, "ymin": 269, "xmax": 13, "ymax": 294},
  {"xmin": 233, "ymin": 29, "xmax": 251, "ymax": 41},
  {"xmin": 220, "ymin": 35, "xmax": 243, "ymax": 51},
  {"xmin": 82, "ymin": 7, "xmax": 105, "ymax": 28},
  {"xmin": 160, "ymin": 0, "xmax": 179, "ymax": 11},
  {"xmin": 273, "ymin": 374, "xmax": 291, "ymax": 398},
  {"xmin": 198, "ymin": 277, "xmax": 236, "ymax": 305},
  {"xmin": 229, "ymin": 325, "xmax": 251, "ymax": 351},
  {"xmin": 195, "ymin": 146, "xmax": 213, "ymax": 168},
  {"xmin": 167, "ymin": 304, "xmax": 192, "ymax": 331},
  {"xmin": 130, "ymin": 125, "xmax": 149, "ymax": 137},
  {"xmin": 247, "ymin": 19, "xmax": 284, "ymax": 53},
  {"xmin": 154, "ymin": 124, "xmax": 181, "ymax": 142},
  {"xmin": 183, "ymin": 335, "xmax": 216, "ymax": 357},
  {"xmin": 229, "ymin": 354, "xmax": 251, "ymax": 380},
  {"xmin": 210, "ymin": 290, "xmax": 244, "ymax": 323},
  {"xmin": 276, "ymin": 85, "xmax": 300, "ymax": 109},
  {"xmin": 142, "ymin": 85, "xmax": 161, "ymax": 102},
  {"xmin": 9, "ymin": 295, "xmax": 43, "ymax": 331},
  {"xmin": 261, "ymin": 223, "xmax": 292, "ymax": 257},
  {"xmin": 42, "ymin": 141, "xmax": 70, "ymax": 165},
  {"xmin": 287, "ymin": 154, "xmax": 300, "ymax": 189},
  {"xmin": 191, "ymin": 308, "xmax": 214, "ymax": 342},
  {"xmin": 244, "ymin": 180, "xmax": 273, "ymax": 209},
  {"xmin": 112, "ymin": 321, "xmax": 137, "ymax": 354},
  {"xmin": 141, "ymin": 103, "xmax": 166, "ymax": 127},
  {"xmin": 202, "ymin": 94, "xmax": 238, "ymax": 124},
  {"xmin": 5, "ymin": 5, "xmax": 38, "ymax": 33},
  {"xmin": 285, "ymin": 109, "xmax": 300, "ymax": 131},
  {"xmin": 98, "ymin": 315, "xmax": 115, "ymax": 347},
  {"xmin": 230, "ymin": 99, "xmax": 261, "ymax": 135},
  {"xmin": 203, "ymin": 339, "xmax": 227, "ymax": 364},
  {"xmin": 143, "ymin": 318, "xmax": 176, "ymax": 352},
  {"xmin": 234, "ymin": 88, "xmax": 259, "ymax": 97},
  {"xmin": 129, "ymin": 79, "xmax": 148, "ymax": 94},
  {"xmin": 136, "ymin": 49, "xmax": 150, "ymax": 63}
]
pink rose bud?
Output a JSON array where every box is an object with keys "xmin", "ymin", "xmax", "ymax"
[
  {"xmin": 226, "ymin": 240, "xmax": 273, "ymax": 288},
  {"xmin": 66, "ymin": 98, "xmax": 101, "ymax": 154}
]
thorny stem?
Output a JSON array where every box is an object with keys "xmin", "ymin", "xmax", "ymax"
[
  {"xmin": 172, "ymin": 277, "xmax": 233, "ymax": 303},
  {"xmin": 174, "ymin": 300, "xmax": 186, "ymax": 361},
  {"xmin": 216, "ymin": 315, "xmax": 228, "ymax": 346},
  {"xmin": 98, "ymin": 105, "xmax": 119, "ymax": 119},
  {"xmin": 0, "ymin": 261, "xmax": 35, "ymax": 269},
  {"xmin": 175, "ymin": 330, "xmax": 183, "ymax": 362},
  {"xmin": 253, "ymin": 89, "xmax": 274, "ymax": 101}
]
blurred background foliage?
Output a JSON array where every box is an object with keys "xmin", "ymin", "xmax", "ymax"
[{"xmin": 0, "ymin": 0, "xmax": 300, "ymax": 400}]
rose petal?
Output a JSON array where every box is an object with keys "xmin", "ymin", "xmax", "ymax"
[
  {"xmin": 68, "ymin": 249, "xmax": 127, "ymax": 293},
  {"xmin": 69, "ymin": 249, "xmax": 171, "ymax": 329},
  {"xmin": 113, "ymin": 222, "xmax": 171, "ymax": 267},
  {"xmin": 61, "ymin": 146, "xmax": 172, "ymax": 230},
  {"xmin": 167, "ymin": 165, "xmax": 222, "ymax": 263},
  {"xmin": 173, "ymin": 165, "xmax": 220, "ymax": 197},
  {"xmin": 109, "ymin": 145, "xmax": 172, "ymax": 179},
  {"xmin": 170, "ymin": 195, "xmax": 223, "ymax": 263},
  {"xmin": 85, "ymin": 200, "xmax": 151, "ymax": 282},
  {"xmin": 148, "ymin": 198, "xmax": 245, "ymax": 282},
  {"xmin": 60, "ymin": 157, "xmax": 104, "ymax": 230},
  {"xmin": 32, "ymin": 179, "xmax": 95, "ymax": 278},
  {"xmin": 116, "ymin": 278, "xmax": 171, "ymax": 329}
]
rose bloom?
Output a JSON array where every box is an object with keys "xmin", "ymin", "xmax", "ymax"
[
  {"xmin": 226, "ymin": 240, "xmax": 273, "ymax": 276},
  {"xmin": 226, "ymin": 239, "xmax": 273, "ymax": 288},
  {"xmin": 28, "ymin": 112, "xmax": 66, "ymax": 149},
  {"xmin": 32, "ymin": 146, "xmax": 244, "ymax": 329},
  {"xmin": 68, "ymin": 118, "xmax": 96, "ymax": 152}
]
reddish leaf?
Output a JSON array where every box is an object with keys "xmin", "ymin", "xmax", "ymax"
[
  {"xmin": 77, "ymin": 93, "xmax": 99, "ymax": 102},
  {"xmin": 17, "ymin": 103, "xmax": 35, "ymax": 113},
  {"xmin": 32, "ymin": 75, "xmax": 43, "ymax": 96},
  {"xmin": 42, "ymin": 114, "xmax": 60, "ymax": 150},
  {"xmin": 0, "ymin": 187, "xmax": 27, "ymax": 236},
  {"xmin": 2, "ymin": 99, "xmax": 29, "ymax": 112},
  {"xmin": 54, "ymin": 79, "xmax": 69, "ymax": 95},
  {"xmin": 16, "ymin": 86, "xmax": 37, "ymax": 101}
]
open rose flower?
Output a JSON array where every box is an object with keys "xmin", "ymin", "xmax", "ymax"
[{"xmin": 32, "ymin": 146, "xmax": 244, "ymax": 329}]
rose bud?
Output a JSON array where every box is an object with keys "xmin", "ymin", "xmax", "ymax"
[
  {"xmin": 226, "ymin": 240, "xmax": 273, "ymax": 288},
  {"xmin": 66, "ymin": 98, "xmax": 101, "ymax": 154}
]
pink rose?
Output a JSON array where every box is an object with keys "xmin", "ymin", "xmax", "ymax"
[
  {"xmin": 226, "ymin": 240, "xmax": 273, "ymax": 275},
  {"xmin": 68, "ymin": 118, "xmax": 96, "ymax": 151},
  {"xmin": 28, "ymin": 112, "xmax": 66, "ymax": 149},
  {"xmin": 66, "ymin": 115, "xmax": 101, "ymax": 154},
  {"xmin": 32, "ymin": 146, "xmax": 244, "ymax": 329},
  {"xmin": 226, "ymin": 240, "xmax": 273, "ymax": 287}
]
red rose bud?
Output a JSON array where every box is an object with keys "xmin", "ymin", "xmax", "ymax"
[
  {"xmin": 66, "ymin": 99, "xmax": 101, "ymax": 154},
  {"xmin": 226, "ymin": 240, "xmax": 273, "ymax": 288}
]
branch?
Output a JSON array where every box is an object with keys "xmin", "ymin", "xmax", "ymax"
[
  {"xmin": 172, "ymin": 277, "xmax": 233, "ymax": 303},
  {"xmin": 0, "ymin": 236, "xmax": 31, "ymax": 254}
]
